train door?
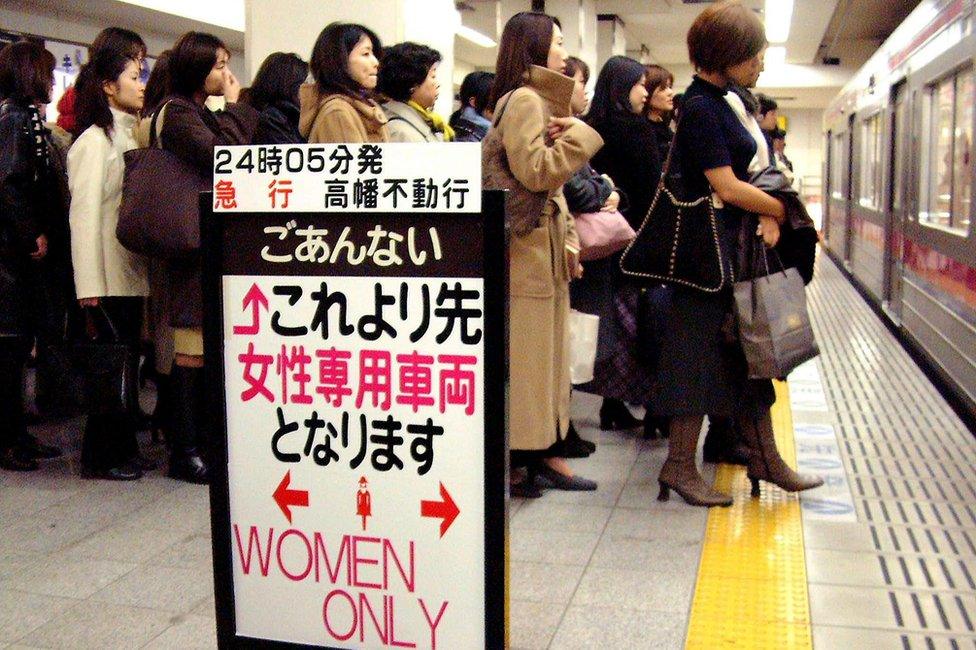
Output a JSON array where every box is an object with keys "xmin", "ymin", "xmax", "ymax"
[
  {"xmin": 884, "ymin": 81, "xmax": 909, "ymax": 320},
  {"xmin": 823, "ymin": 131, "xmax": 832, "ymax": 238},
  {"xmin": 843, "ymin": 114, "xmax": 856, "ymax": 262}
]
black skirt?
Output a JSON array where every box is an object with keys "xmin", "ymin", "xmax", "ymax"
[{"xmin": 647, "ymin": 283, "xmax": 774, "ymax": 418}]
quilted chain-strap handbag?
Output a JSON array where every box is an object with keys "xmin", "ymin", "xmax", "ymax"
[{"xmin": 619, "ymin": 97, "xmax": 727, "ymax": 292}]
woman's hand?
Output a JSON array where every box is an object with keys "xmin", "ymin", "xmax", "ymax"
[
  {"xmin": 31, "ymin": 234, "xmax": 48, "ymax": 260},
  {"xmin": 757, "ymin": 215, "xmax": 781, "ymax": 248},
  {"xmin": 566, "ymin": 248, "xmax": 584, "ymax": 279},
  {"xmin": 79, "ymin": 297, "xmax": 100, "ymax": 308},
  {"xmin": 223, "ymin": 70, "xmax": 241, "ymax": 103},
  {"xmin": 601, "ymin": 191, "xmax": 620, "ymax": 212},
  {"xmin": 547, "ymin": 116, "xmax": 579, "ymax": 140}
]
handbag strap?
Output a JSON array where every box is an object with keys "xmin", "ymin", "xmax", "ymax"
[
  {"xmin": 148, "ymin": 99, "xmax": 173, "ymax": 149},
  {"xmin": 654, "ymin": 96, "xmax": 704, "ymax": 192},
  {"xmin": 752, "ymin": 234, "xmax": 787, "ymax": 282},
  {"xmin": 83, "ymin": 304, "xmax": 123, "ymax": 342}
]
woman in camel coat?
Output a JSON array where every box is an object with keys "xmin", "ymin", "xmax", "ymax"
[
  {"xmin": 300, "ymin": 22, "xmax": 389, "ymax": 143},
  {"xmin": 483, "ymin": 12, "xmax": 603, "ymax": 497}
]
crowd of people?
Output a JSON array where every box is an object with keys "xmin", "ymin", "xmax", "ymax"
[{"xmin": 0, "ymin": 0, "xmax": 820, "ymax": 507}]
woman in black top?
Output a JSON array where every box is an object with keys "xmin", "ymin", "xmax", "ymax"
[
  {"xmin": 643, "ymin": 64, "xmax": 675, "ymax": 165},
  {"xmin": 0, "ymin": 42, "xmax": 64, "ymax": 472},
  {"xmin": 587, "ymin": 56, "xmax": 654, "ymax": 230},
  {"xmin": 248, "ymin": 52, "xmax": 308, "ymax": 145},
  {"xmin": 652, "ymin": 1, "xmax": 821, "ymax": 506},
  {"xmin": 579, "ymin": 56, "xmax": 661, "ymax": 432},
  {"xmin": 563, "ymin": 56, "xmax": 624, "ymax": 454}
]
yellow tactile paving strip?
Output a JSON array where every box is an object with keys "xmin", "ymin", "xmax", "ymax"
[{"xmin": 685, "ymin": 381, "xmax": 813, "ymax": 649}]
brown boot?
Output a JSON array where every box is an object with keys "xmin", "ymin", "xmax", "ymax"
[
  {"xmin": 657, "ymin": 416, "xmax": 733, "ymax": 507},
  {"xmin": 740, "ymin": 413, "xmax": 824, "ymax": 496}
]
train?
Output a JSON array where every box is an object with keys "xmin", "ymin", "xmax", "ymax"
[{"xmin": 822, "ymin": 0, "xmax": 976, "ymax": 421}]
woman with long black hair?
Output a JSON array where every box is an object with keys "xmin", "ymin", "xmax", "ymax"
[
  {"xmin": 581, "ymin": 56, "xmax": 660, "ymax": 435},
  {"xmin": 248, "ymin": 52, "xmax": 308, "ymax": 145},
  {"xmin": 68, "ymin": 48, "xmax": 149, "ymax": 480}
]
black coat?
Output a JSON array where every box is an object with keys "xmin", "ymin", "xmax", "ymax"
[
  {"xmin": 563, "ymin": 163, "xmax": 613, "ymax": 214},
  {"xmin": 588, "ymin": 112, "xmax": 661, "ymax": 230},
  {"xmin": 253, "ymin": 100, "xmax": 303, "ymax": 145},
  {"xmin": 159, "ymin": 97, "xmax": 258, "ymax": 328},
  {"xmin": 741, "ymin": 166, "xmax": 817, "ymax": 284},
  {"xmin": 0, "ymin": 100, "xmax": 46, "ymax": 337}
]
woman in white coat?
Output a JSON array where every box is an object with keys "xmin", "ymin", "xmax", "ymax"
[{"xmin": 68, "ymin": 48, "xmax": 149, "ymax": 480}]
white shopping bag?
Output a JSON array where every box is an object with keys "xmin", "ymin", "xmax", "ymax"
[{"xmin": 568, "ymin": 309, "xmax": 599, "ymax": 385}]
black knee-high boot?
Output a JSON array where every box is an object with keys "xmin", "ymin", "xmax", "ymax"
[
  {"xmin": 167, "ymin": 365, "xmax": 208, "ymax": 484},
  {"xmin": 0, "ymin": 341, "xmax": 37, "ymax": 472}
]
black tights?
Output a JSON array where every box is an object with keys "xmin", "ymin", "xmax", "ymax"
[
  {"xmin": 80, "ymin": 298, "xmax": 144, "ymax": 471},
  {"xmin": 0, "ymin": 339, "xmax": 29, "ymax": 452}
]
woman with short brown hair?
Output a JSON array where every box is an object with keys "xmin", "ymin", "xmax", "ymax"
[{"xmin": 650, "ymin": 0, "xmax": 822, "ymax": 506}]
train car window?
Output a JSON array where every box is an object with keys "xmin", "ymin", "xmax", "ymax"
[
  {"xmin": 831, "ymin": 133, "xmax": 846, "ymax": 199},
  {"xmin": 859, "ymin": 113, "xmax": 883, "ymax": 209},
  {"xmin": 919, "ymin": 68, "xmax": 973, "ymax": 234},
  {"xmin": 952, "ymin": 70, "xmax": 972, "ymax": 232}
]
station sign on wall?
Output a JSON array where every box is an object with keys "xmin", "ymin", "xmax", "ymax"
[{"xmin": 202, "ymin": 143, "xmax": 507, "ymax": 649}]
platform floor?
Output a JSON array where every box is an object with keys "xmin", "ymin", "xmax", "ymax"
[{"xmin": 1, "ymin": 252, "xmax": 974, "ymax": 649}]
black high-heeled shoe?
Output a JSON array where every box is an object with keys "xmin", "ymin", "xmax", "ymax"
[
  {"xmin": 559, "ymin": 422, "xmax": 594, "ymax": 458},
  {"xmin": 599, "ymin": 398, "xmax": 640, "ymax": 431},
  {"xmin": 0, "ymin": 448, "xmax": 39, "ymax": 472},
  {"xmin": 19, "ymin": 434, "xmax": 63, "ymax": 459},
  {"xmin": 642, "ymin": 415, "xmax": 670, "ymax": 440}
]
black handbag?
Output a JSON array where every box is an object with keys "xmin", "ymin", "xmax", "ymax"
[
  {"xmin": 619, "ymin": 97, "xmax": 728, "ymax": 292},
  {"xmin": 117, "ymin": 100, "xmax": 208, "ymax": 260},
  {"xmin": 69, "ymin": 306, "xmax": 139, "ymax": 415}
]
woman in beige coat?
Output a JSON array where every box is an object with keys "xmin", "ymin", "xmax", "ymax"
[
  {"xmin": 483, "ymin": 12, "xmax": 604, "ymax": 498},
  {"xmin": 300, "ymin": 22, "xmax": 389, "ymax": 144}
]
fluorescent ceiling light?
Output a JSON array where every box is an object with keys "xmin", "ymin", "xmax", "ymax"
[
  {"xmin": 457, "ymin": 24, "xmax": 496, "ymax": 48},
  {"xmin": 764, "ymin": 46, "xmax": 786, "ymax": 68},
  {"xmin": 764, "ymin": 0, "xmax": 794, "ymax": 43},
  {"xmin": 115, "ymin": 0, "xmax": 245, "ymax": 32}
]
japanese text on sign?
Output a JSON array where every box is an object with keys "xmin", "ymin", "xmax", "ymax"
[{"xmin": 213, "ymin": 143, "xmax": 482, "ymax": 213}]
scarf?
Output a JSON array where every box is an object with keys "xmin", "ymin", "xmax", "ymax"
[
  {"xmin": 407, "ymin": 100, "xmax": 455, "ymax": 142},
  {"xmin": 26, "ymin": 104, "xmax": 51, "ymax": 175}
]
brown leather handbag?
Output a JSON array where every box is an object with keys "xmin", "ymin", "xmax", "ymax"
[{"xmin": 117, "ymin": 100, "xmax": 209, "ymax": 260}]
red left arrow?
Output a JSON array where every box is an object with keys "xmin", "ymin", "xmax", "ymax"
[
  {"xmin": 421, "ymin": 482, "xmax": 460, "ymax": 538},
  {"xmin": 273, "ymin": 471, "xmax": 308, "ymax": 523}
]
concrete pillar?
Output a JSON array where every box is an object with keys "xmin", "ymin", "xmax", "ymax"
[
  {"xmin": 498, "ymin": 0, "xmax": 534, "ymax": 33},
  {"xmin": 544, "ymin": 0, "xmax": 599, "ymax": 78},
  {"xmin": 245, "ymin": 0, "xmax": 458, "ymax": 116},
  {"xmin": 596, "ymin": 14, "xmax": 627, "ymax": 70}
]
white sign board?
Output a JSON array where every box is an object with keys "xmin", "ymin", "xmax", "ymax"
[{"xmin": 204, "ymin": 144, "xmax": 506, "ymax": 649}]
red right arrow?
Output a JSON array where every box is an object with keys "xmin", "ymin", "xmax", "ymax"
[
  {"xmin": 233, "ymin": 283, "xmax": 269, "ymax": 335},
  {"xmin": 421, "ymin": 482, "xmax": 460, "ymax": 538},
  {"xmin": 272, "ymin": 471, "xmax": 308, "ymax": 523}
]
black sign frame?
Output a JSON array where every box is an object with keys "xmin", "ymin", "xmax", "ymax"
[{"xmin": 202, "ymin": 191, "xmax": 508, "ymax": 649}]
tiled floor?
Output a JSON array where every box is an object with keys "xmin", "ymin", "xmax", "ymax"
[{"xmin": 801, "ymin": 256, "xmax": 976, "ymax": 649}]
